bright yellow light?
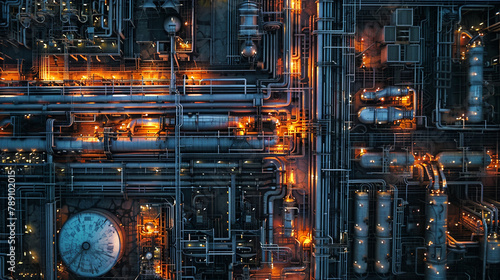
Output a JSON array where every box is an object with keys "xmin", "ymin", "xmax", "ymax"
[{"xmin": 303, "ymin": 237, "xmax": 312, "ymax": 245}]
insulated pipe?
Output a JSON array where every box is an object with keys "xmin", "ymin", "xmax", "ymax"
[
  {"xmin": 375, "ymin": 191, "xmax": 391, "ymax": 274},
  {"xmin": 0, "ymin": 93, "xmax": 260, "ymax": 103},
  {"xmin": 262, "ymin": 157, "xmax": 286, "ymax": 262},
  {"xmin": 360, "ymin": 86, "xmax": 414, "ymax": 102},
  {"xmin": 435, "ymin": 151, "xmax": 491, "ymax": 169},
  {"xmin": 359, "ymin": 152, "xmax": 414, "ymax": 169},
  {"xmin": 164, "ymin": 115, "xmax": 253, "ymax": 131},
  {"xmin": 357, "ymin": 106, "xmax": 413, "ymax": 124},
  {"xmin": 63, "ymin": 162, "xmax": 244, "ymax": 169},
  {"xmin": 127, "ymin": 115, "xmax": 268, "ymax": 131},
  {"xmin": 447, "ymin": 234, "xmax": 479, "ymax": 249},
  {"xmin": 353, "ymin": 191, "xmax": 369, "ymax": 274},
  {"xmin": 466, "ymin": 44, "xmax": 484, "ymax": 123},
  {"xmin": 0, "ymin": 117, "xmax": 14, "ymax": 128},
  {"xmin": 0, "ymin": 102, "xmax": 256, "ymax": 110},
  {"xmin": 424, "ymin": 192, "xmax": 447, "ymax": 280},
  {"xmin": 0, "ymin": 136, "xmax": 278, "ymax": 152},
  {"xmin": 430, "ymin": 164, "xmax": 441, "ymax": 191}
]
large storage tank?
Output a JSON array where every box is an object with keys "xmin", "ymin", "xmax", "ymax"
[
  {"xmin": 436, "ymin": 151, "xmax": 491, "ymax": 168},
  {"xmin": 359, "ymin": 152, "xmax": 414, "ymax": 169},
  {"xmin": 58, "ymin": 209, "xmax": 125, "ymax": 277}
]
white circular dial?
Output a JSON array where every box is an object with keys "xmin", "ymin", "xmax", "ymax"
[{"xmin": 59, "ymin": 209, "xmax": 124, "ymax": 277}]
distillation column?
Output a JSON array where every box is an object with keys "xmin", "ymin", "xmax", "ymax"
[{"xmin": 467, "ymin": 43, "xmax": 484, "ymax": 123}]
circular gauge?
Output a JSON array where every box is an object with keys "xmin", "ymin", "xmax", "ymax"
[{"xmin": 58, "ymin": 209, "xmax": 124, "ymax": 277}]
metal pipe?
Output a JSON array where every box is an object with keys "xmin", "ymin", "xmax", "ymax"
[
  {"xmin": 0, "ymin": 93, "xmax": 261, "ymax": 103},
  {"xmin": 0, "ymin": 136, "xmax": 278, "ymax": 152}
]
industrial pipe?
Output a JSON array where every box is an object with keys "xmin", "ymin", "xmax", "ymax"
[{"xmin": 0, "ymin": 136, "xmax": 278, "ymax": 153}]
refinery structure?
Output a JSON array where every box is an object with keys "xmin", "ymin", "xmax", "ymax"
[{"xmin": 1, "ymin": 0, "xmax": 500, "ymax": 279}]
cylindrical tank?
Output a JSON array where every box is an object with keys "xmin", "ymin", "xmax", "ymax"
[
  {"xmin": 353, "ymin": 191, "xmax": 369, "ymax": 274},
  {"xmin": 283, "ymin": 196, "xmax": 296, "ymax": 238},
  {"xmin": 238, "ymin": 1, "xmax": 259, "ymax": 37},
  {"xmin": 435, "ymin": 151, "xmax": 491, "ymax": 168},
  {"xmin": 375, "ymin": 237, "xmax": 391, "ymax": 274},
  {"xmin": 353, "ymin": 237, "xmax": 368, "ymax": 274},
  {"xmin": 376, "ymin": 191, "xmax": 391, "ymax": 238},
  {"xmin": 359, "ymin": 152, "xmax": 414, "ymax": 169},
  {"xmin": 354, "ymin": 192, "xmax": 369, "ymax": 237},
  {"xmin": 467, "ymin": 44, "xmax": 484, "ymax": 123},
  {"xmin": 375, "ymin": 191, "xmax": 391, "ymax": 274},
  {"xmin": 480, "ymin": 233, "xmax": 500, "ymax": 264},
  {"xmin": 425, "ymin": 193, "xmax": 448, "ymax": 279},
  {"xmin": 360, "ymin": 86, "xmax": 413, "ymax": 102},
  {"xmin": 425, "ymin": 263, "xmax": 446, "ymax": 280},
  {"xmin": 357, "ymin": 106, "xmax": 413, "ymax": 124}
]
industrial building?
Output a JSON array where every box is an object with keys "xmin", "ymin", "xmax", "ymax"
[{"xmin": 1, "ymin": 0, "xmax": 500, "ymax": 279}]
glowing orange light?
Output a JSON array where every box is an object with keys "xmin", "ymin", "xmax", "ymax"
[
  {"xmin": 289, "ymin": 169, "xmax": 295, "ymax": 184},
  {"xmin": 303, "ymin": 237, "xmax": 312, "ymax": 246}
]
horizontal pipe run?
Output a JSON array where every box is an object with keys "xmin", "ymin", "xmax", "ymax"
[{"xmin": 0, "ymin": 136, "xmax": 278, "ymax": 152}]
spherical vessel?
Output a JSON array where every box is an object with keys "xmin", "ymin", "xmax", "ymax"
[
  {"xmin": 164, "ymin": 16, "xmax": 182, "ymax": 33},
  {"xmin": 59, "ymin": 209, "xmax": 124, "ymax": 277}
]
